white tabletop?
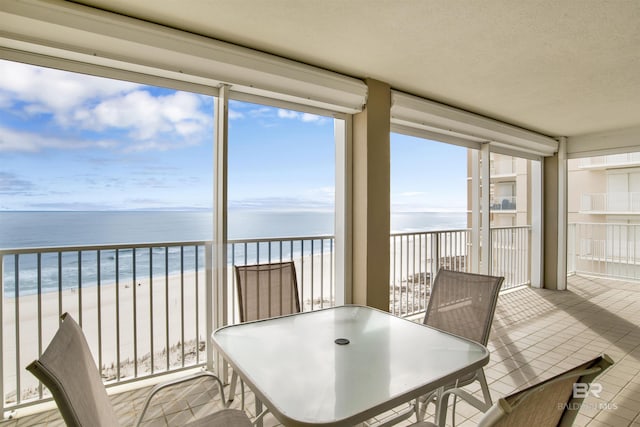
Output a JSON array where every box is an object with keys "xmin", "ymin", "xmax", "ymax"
[{"xmin": 212, "ymin": 305, "xmax": 489, "ymax": 427}]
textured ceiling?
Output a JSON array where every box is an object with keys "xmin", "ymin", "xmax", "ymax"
[{"xmin": 72, "ymin": 0, "xmax": 640, "ymax": 138}]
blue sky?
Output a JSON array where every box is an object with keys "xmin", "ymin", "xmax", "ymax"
[{"xmin": 0, "ymin": 59, "xmax": 467, "ymax": 212}]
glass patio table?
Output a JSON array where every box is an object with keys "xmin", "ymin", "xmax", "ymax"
[{"xmin": 212, "ymin": 305, "xmax": 489, "ymax": 427}]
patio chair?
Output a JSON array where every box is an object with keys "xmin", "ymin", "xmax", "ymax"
[
  {"xmin": 418, "ymin": 268, "xmax": 504, "ymax": 425},
  {"xmin": 228, "ymin": 261, "xmax": 301, "ymax": 405},
  {"xmin": 409, "ymin": 354, "xmax": 613, "ymax": 427},
  {"xmin": 26, "ymin": 313, "xmax": 252, "ymax": 427},
  {"xmin": 235, "ymin": 261, "xmax": 301, "ymax": 323}
]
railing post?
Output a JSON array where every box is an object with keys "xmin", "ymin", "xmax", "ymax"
[
  {"xmin": 205, "ymin": 242, "xmax": 215, "ymax": 372},
  {"xmin": 0, "ymin": 254, "xmax": 4, "ymax": 418},
  {"xmin": 430, "ymin": 233, "xmax": 440, "ymax": 284}
]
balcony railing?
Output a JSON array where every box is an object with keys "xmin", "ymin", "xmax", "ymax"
[
  {"xmin": 227, "ymin": 236, "xmax": 335, "ymax": 321},
  {"xmin": 0, "ymin": 236, "xmax": 334, "ymax": 414},
  {"xmin": 490, "ymin": 159, "xmax": 516, "ymax": 176},
  {"xmin": 568, "ymin": 222, "xmax": 640, "ymax": 280},
  {"xmin": 580, "ymin": 192, "xmax": 640, "ymax": 213},
  {"xmin": 579, "ymin": 152, "xmax": 640, "ymax": 169},
  {"xmin": 1, "ymin": 227, "xmax": 532, "ymax": 412},
  {"xmin": 0, "ymin": 241, "xmax": 210, "ymax": 413},
  {"xmin": 389, "ymin": 225, "xmax": 531, "ymax": 317},
  {"xmin": 7, "ymin": 222, "xmax": 638, "ymax": 414},
  {"xmin": 490, "ymin": 196, "xmax": 517, "ymax": 211}
]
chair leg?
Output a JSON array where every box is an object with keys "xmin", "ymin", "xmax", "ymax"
[
  {"xmin": 228, "ymin": 370, "xmax": 238, "ymax": 405},
  {"xmin": 417, "ymin": 389, "xmax": 438, "ymax": 421},
  {"xmin": 478, "ymin": 368, "xmax": 493, "ymax": 408},
  {"xmin": 434, "ymin": 387, "xmax": 451, "ymax": 427}
]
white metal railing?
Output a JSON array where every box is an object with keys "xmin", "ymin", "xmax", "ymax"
[
  {"xmin": 0, "ymin": 241, "xmax": 210, "ymax": 413},
  {"xmin": 390, "ymin": 229, "xmax": 470, "ymax": 317},
  {"xmin": 0, "ymin": 235, "xmax": 334, "ymax": 413},
  {"xmin": 2, "ymin": 226, "xmax": 533, "ymax": 412},
  {"xmin": 490, "ymin": 226, "xmax": 531, "ymax": 290},
  {"xmin": 491, "ymin": 158, "xmax": 516, "ymax": 176},
  {"xmin": 580, "ymin": 192, "xmax": 640, "ymax": 213},
  {"xmin": 7, "ymin": 222, "xmax": 635, "ymax": 412},
  {"xmin": 568, "ymin": 223, "xmax": 640, "ymax": 280},
  {"xmin": 579, "ymin": 153, "xmax": 640, "ymax": 169},
  {"xmin": 388, "ymin": 225, "xmax": 531, "ymax": 317},
  {"xmin": 227, "ymin": 236, "xmax": 335, "ymax": 322}
]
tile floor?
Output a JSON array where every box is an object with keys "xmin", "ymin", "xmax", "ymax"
[{"xmin": 2, "ymin": 274, "xmax": 640, "ymax": 426}]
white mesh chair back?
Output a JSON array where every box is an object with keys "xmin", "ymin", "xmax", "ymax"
[
  {"xmin": 423, "ymin": 269, "xmax": 504, "ymax": 346},
  {"xmin": 26, "ymin": 313, "xmax": 120, "ymax": 427},
  {"xmin": 482, "ymin": 354, "xmax": 613, "ymax": 427},
  {"xmin": 235, "ymin": 261, "xmax": 301, "ymax": 322}
]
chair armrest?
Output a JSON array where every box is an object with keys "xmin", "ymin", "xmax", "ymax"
[
  {"xmin": 476, "ymin": 399, "xmax": 510, "ymax": 427},
  {"xmin": 134, "ymin": 371, "xmax": 227, "ymax": 427},
  {"xmin": 440, "ymin": 387, "xmax": 493, "ymax": 412}
]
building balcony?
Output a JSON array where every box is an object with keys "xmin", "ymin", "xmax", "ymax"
[
  {"xmin": 490, "ymin": 196, "xmax": 517, "ymax": 212},
  {"xmin": 579, "ymin": 153, "xmax": 640, "ymax": 170},
  {"xmin": 580, "ymin": 192, "xmax": 640, "ymax": 214},
  {"xmin": 490, "ymin": 160, "xmax": 517, "ymax": 180}
]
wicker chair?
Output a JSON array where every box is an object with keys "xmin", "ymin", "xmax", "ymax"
[
  {"xmin": 419, "ymin": 268, "xmax": 504, "ymax": 425},
  {"xmin": 411, "ymin": 354, "xmax": 613, "ymax": 427},
  {"xmin": 26, "ymin": 313, "xmax": 251, "ymax": 427}
]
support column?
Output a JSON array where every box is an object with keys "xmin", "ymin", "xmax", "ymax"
[
  {"xmin": 480, "ymin": 144, "xmax": 491, "ymax": 275},
  {"xmin": 335, "ymin": 116, "xmax": 353, "ymax": 305},
  {"xmin": 471, "ymin": 150, "xmax": 481, "ymax": 273},
  {"xmin": 211, "ymin": 85, "xmax": 229, "ymax": 375},
  {"xmin": 543, "ymin": 138, "xmax": 567, "ymax": 290},
  {"xmin": 352, "ymin": 78, "xmax": 390, "ymax": 311},
  {"xmin": 530, "ymin": 159, "xmax": 543, "ymax": 288}
]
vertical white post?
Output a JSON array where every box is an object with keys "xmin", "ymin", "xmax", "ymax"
[
  {"xmin": 430, "ymin": 233, "xmax": 440, "ymax": 279},
  {"xmin": 0, "ymin": 256, "xmax": 4, "ymax": 417},
  {"xmin": 471, "ymin": 149, "xmax": 481, "ymax": 273},
  {"xmin": 212, "ymin": 85, "xmax": 229, "ymax": 376},
  {"xmin": 481, "ymin": 144, "xmax": 491, "ymax": 275},
  {"xmin": 557, "ymin": 137, "xmax": 568, "ymax": 290},
  {"xmin": 334, "ymin": 116, "xmax": 352, "ymax": 305},
  {"xmin": 530, "ymin": 159, "xmax": 543, "ymax": 288},
  {"xmin": 205, "ymin": 243, "xmax": 214, "ymax": 371}
]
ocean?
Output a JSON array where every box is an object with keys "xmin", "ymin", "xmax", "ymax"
[
  {"xmin": 0, "ymin": 210, "xmax": 466, "ymax": 296},
  {"xmin": 0, "ymin": 210, "xmax": 467, "ymax": 249}
]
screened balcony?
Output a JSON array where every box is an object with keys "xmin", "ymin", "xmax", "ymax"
[{"xmin": 0, "ymin": 1, "xmax": 639, "ymax": 426}]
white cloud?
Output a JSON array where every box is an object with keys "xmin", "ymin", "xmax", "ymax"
[
  {"xmin": 0, "ymin": 171, "xmax": 33, "ymax": 194},
  {"xmin": 0, "ymin": 60, "xmax": 139, "ymax": 117},
  {"xmin": 228, "ymin": 109, "xmax": 245, "ymax": 120},
  {"xmin": 277, "ymin": 109, "xmax": 299, "ymax": 119},
  {"xmin": 0, "ymin": 125, "xmax": 118, "ymax": 152},
  {"xmin": 277, "ymin": 109, "xmax": 327, "ymax": 124},
  {"xmin": 228, "ymin": 196, "xmax": 334, "ymax": 212},
  {"xmin": 79, "ymin": 90, "xmax": 211, "ymax": 141},
  {"xmin": 249, "ymin": 107, "xmax": 273, "ymax": 118},
  {"xmin": 301, "ymin": 113, "xmax": 325, "ymax": 123},
  {"xmin": 0, "ymin": 60, "xmax": 213, "ymax": 150}
]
